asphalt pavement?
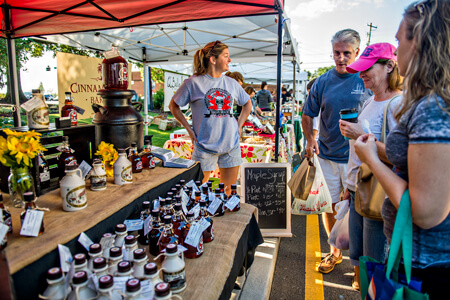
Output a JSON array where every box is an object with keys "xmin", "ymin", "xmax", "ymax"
[{"xmin": 269, "ymin": 214, "xmax": 360, "ymax": 300}]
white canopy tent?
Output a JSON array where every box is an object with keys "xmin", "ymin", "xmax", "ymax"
[{"xmin": 41, "ymin": 14, "xmax": 302, "ymax": 143}]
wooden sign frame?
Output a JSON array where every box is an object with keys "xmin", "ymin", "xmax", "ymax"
[{"xmin": 241, "ymin": 163, "xmax": 292, "ymax": 237}]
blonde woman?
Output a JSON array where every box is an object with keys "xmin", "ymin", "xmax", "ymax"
[
  {"xmin": 354, "ymin": 1, "xmax": 450, "ymax": 297},
  {"xmin": 169, "ymin": 41, "xmax": 252, "ymax": 195}
]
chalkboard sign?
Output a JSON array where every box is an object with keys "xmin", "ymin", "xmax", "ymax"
[{"xmin": 241, "ymin": 163, "xmax": 292, "ymax": 237}]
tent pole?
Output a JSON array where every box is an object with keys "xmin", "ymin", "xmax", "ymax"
[
  {"xmin": 4, "ymin": 2, "xmax": 21, "ymax": 127},
  {"xmin": 274, "ymin": 5, "xmax": 283, "ymax": 161},
  {"xmin": 292, "ymin": 60, "xmax": 296, "ymax": 116},
  {"xmin": 143, "ymin": 63, "xmax": 150, "ymax": 136}
]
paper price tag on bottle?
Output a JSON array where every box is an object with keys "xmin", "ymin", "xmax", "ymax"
[
  {"xmin": 189, "ymin": 203, "xmax": 200, "ymax": 219},
  {"xmin": 74, "ymin": 105, "xmax": 85, "ymax": 115},
  {"xmin": 20, "ymin": 96, "xmax": 43, "ymax": 112},
  {"xmin": 199, "ymin": 218, "xmax": 211, "ymax": 233},
  {"xmin": 79, "ymin": 160, "xmax": 93, "ymax": 180},
  {"xmin": 124, "ymin": 219, "xmax": 144, "ymax": 231},
  {"xmin": 225, "ymin": 195, "xmax": 240, "ymax": 210},
  {"xmin": 99, "ymin": 234, "xmax": 115, "ymax": 258},
  {"xmin": 113, "ymin": 276, "xmax": 128, "ymax": 294},
  {"xmin": 143, "ymin": 215, "xmax": 152, "ymax": 236},
  {"xmin": 207, "ymin": 194, "xmax": 221, "ymax": 215},
  {"xmin": 201, "ymin": 193, "xmax": 207, "ymax": 201},
  {"xmin": 184, "ymin": 222, "xmax": 202, "ymax": 247},
  {"xmin": 186, "ymin": 180, "xmax": 199, "ymax": 193},
  {"xmin": 20, "ymin": 210, "xmax": 44, "ymax": 237},
  {"xmin": 209, "ymin": 192, "xmax": 215, "ymax": 200},
  {"xmin": 180, "ymin": 189, "xmax": 189, "ymax": 215},
  {"xmin": 58, "ymin": 244, "xmax": 73, "ymax": 273},
  {"xmin": 78, "ymin": 232, "xmax": 94, "ymax": 251},
  {"xmin": 0, "ymin": 223, "xmax": 8, "ymax": 244},
  {"xmin": 140, "ymin": 279, "xmax": 154, "ymax": 299}
]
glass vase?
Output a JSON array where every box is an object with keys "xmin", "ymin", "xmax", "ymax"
[{"xmin": 8, "ymin": 167, "xmax": 35, "ymax": 208}]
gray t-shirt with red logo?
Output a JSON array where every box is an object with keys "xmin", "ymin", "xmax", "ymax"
[{"xmin": 173, "ymin": 74, "xmax": 249, "ymax": 154}]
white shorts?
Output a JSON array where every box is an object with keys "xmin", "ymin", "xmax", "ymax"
[{"xmin": 318, "ymin": 157, "xmax": 347, "ymax": 204}]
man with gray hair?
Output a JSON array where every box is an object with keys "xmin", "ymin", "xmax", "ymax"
[{"xmin": 301, "ymin": 29, "xmax": 372, "ymax": 274}]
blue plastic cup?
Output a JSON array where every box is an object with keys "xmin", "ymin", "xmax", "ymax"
[{"xmin": 339, "ymin": 108, "xmax": 358, "ymax": 140}]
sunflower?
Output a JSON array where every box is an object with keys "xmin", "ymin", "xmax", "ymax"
[
  {"xmin": 7, "ymin": 135, "xmax": 46, "ymax": 166},
  {"xmin": 95, "ymin": 141, "xmax": 118, "ymax": 177}
]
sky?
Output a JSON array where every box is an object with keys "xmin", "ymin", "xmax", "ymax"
[{"xmin": 3, "ymin": 0, "xmax": 413, "ymax": 94}]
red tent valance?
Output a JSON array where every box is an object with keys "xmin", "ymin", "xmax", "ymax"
[{"xmin": 1, "ymin": 0, "xmax": 282, "ymax": 38}]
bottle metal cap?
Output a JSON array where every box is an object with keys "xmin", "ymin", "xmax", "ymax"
[
  {"xmin": 47, "ymin": 267, "xmax": 63, "ymax": 280},
  {"xmin": 155, "ymin": 282, "xmax": 170, "ymax": 297},
  {"xmin": 89, "ymin": 243, "xmax": 102, "ymax": 254},
  {"xmin": 118, "ymin": 261, "xmax": 131, "ymax": 273},
  {"xmin": 166, "ymin": 243, "xmax": 177, "ymax": 254},
  {"xmin": 98, "ymin": 275, "xmax": 113, "ymax": 289},
  {"xmin": 126, "ymin": 278, "xmax": 141, "ymax": 293},
  {"xmin": 144, "ymin": 262, "xmax": 157, "ymax": 275},
  {"xmin": 72, "ymin": 271, "xmax": 88, "ymax": 284},
  {"xmin": 74, "ymin": 253, "xmax": 86, "ymax": 265},
  {"xmin": 125, "ymin": 235, "xmax": 136, "ymax": 245},
  {"xmin": 163, "ymin": 215, "xmax": 173, "ymax": 224},
  {"xmin": 133, "ymin": 248, "xmax": 146, "ymax": 260},
  {"xmin": 115, "ymin": 223, "xmax": 127, "ymax": 233},
  {"xmin": 109, "ymin": 247, "xmax": 122, "ymax": 258},
  {"xmin": 93, "ymin": 257, "xmax": 107, "ymax": 269}
]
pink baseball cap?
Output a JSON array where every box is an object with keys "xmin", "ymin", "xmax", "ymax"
[{"xmin": 346, "ymin": 43, "xmax": 397, "ymax": 74}]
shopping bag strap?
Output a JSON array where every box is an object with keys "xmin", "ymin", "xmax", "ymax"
[{"xmin": 386, "ymin": 189, "xmax": 413, "ymax": 284}]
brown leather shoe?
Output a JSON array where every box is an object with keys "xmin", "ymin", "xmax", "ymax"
[{"xmin": 318, "ymin": 252, "xmax": 343, "ymax": 274}]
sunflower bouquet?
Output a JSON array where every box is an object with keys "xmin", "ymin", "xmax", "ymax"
[
  {"xmin": 0, "ymin": 129, "xmax": 46, "ymax": 206},
  {"xmin": 0, "ymin": 129, "xmax": 46, "ymax": 168},
  {"xmin": 95, "ymin": 141, "xmax": 118, "ymax": 177}
]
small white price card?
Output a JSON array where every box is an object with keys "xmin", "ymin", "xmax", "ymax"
[
  {"xmin": 143, "ymin": 215, "xmax": 152, "ymax": 236},
  {"xmin": 186, "ymin": 180, "xmax": 199, "ymax": 193},
  {"xmin": 189, "ymin": 203, "xmax": 200, "ymax": 219},
  {"xmin": 99, "ymin": 234, "xmax": 115, "ymax": 259},
  {"xmin": 0, "ymin": 223, "xmax": 9, "ymax": 244},
  {"xmin": 207, "ymin": 194, "xmax": 221, "ymax": 215},
  {"xmin": 78, "ymin": 232, "xmax": 94, "ymax": 251},
  {"xmin": 225, "ymin": 195, "xmax": 240, "ymax": 210},
  {"xmin": 58, "ymin": 244, "xmax": 73, "ymax": 273},
  {"xmin": 181, "ymin": 190, "xmax": 189, "ymax": 215},
  {"xmin": 209, "ymin": 192, "xmax": 215, "ymax": 200},
  {"xmin": 153, "ymin": 199, "xmax": 161, "ymax": 210},
  {"xmin": 199, "ymin": 218, "xmax": 211, "ymax": 233},
  {"xmin": 184, "ymin": 222, "xmax": 202, "ymax": 247},
  {"xmin": 140, "ymin": 279, "xmax": 154, "ymax": 299},
  {"xmin": 113, "ymin": 276, "xmax": 128, "ymax": 294},
  {"xmin": 124, "ymin": 219, "xmax": 144, "ymax": 231},
  {"xmin": 20, "ymin": 210, "xmax": 44, "ymax": 237},
  {"xmin": 20, "ymin": 96, "xmax": 42, "ymax": 112},
  {"xmin": 79, "ymin": 160, "xmax": 92, "ymax": 180}
]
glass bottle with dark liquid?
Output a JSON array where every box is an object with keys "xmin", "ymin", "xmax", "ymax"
[
  {"xmin": 138, "ymin": 201, "xmax": 151, "ymax": 246},
  {"xmin": 198, "ymin": 200, "xmax": 214, "ymax": 243},
  {"xmin": 201, "ymin": 186, "xmax": 210, "ymax": 204},
  {"xmin": 58, "ymin": 136, "xmax": 77, "ymax": 180},
  {"xmin": 183, "ymin": 212, "xmax": 204, "ymax": 259},
  {"xmin": 102, "ymin": 47, "xmax": 129, "ymax": 90},
  {"xmin": 172, "ymin": 203, "xmax": 187, "ymax": 245},
  {"xmin": 219, "ymin": 183, "xmax": 225, "ymax": 195},
  {"xmin": 0, "ymin": 193, "xmax": 12, "ymax": 250},
  {"xmin": 140, "ymin": 139, "xmax": 155, "ymax": 170},
  {"xmin": 214, "ymin": 188, "xmax": 225, "ymax": 217},
  {"xmin": 229, "ymin": 184, "xmax": 241, "ymax": 212},
  {"xmin": 20, "ymin": 192, "xmax": 45, "ymax": 236},
  {"xmin": 194, "ymin": 191, "xmax": 201, "ymax": 206},
  {"xmin": 38, "ymin": 151, "xmax": 50, "ymax": 191},
  {"xmin": 207, "ymin": 181, "xmax": 213, "ymax": 193},
  {"xmin": 128, "ymin": 142, "xmax": 143, "ymax": 173},
  {"xmin": 148, "ymin": 209, "xmax": 162, "ymax": 256},
  {"xmin": 158, "ymin": 215, "xmax": 179, "ymax": 254},
  {"xmin": 164, "ymin": 197, "xmax": 175, "ymax": 218},
  {"xmin": 61, "ymin": 92, "xmax": 77, "ymax": 126},
  {"xmin": 159, "ymin": 199, "xmax": 167, "ymax": 219}
]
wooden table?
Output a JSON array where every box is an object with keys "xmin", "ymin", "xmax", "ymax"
[{"xmin": 3, "ymin": 163, "xmax": 263, "ymax": 299}]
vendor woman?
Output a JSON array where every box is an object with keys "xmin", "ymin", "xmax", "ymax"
[{"xmin": 169, "ymin": 41, "xmax": 252, "ymax": 195}]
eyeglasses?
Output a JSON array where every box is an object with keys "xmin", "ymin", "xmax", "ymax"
[{"xmin": 206, "ymin": 40, "xmax": 221, "ymax": 57}]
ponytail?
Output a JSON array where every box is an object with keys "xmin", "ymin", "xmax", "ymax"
[{"xmin": 193, "ymin": 41, "xmax": 228, "ymax": 76}]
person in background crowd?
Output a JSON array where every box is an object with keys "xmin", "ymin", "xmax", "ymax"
[
  {"xmin": 354, "ymin": 1, "xmax": 450, "ymax": 298},
  {"xmin": 169, "ymin": 41, "xmax": 252, "ymax": 195},
  {"xmin": 245, "ymin": 86, "xmax": 264, "ymax": 119},
  {"xmin": 281, "ymin": 87, "xmax": 289, "ymax": 104},
  {"xmin": 340, "ymin": 42, "xmax": 403, "ymax": 290},
  {"xmin": 225, "ymin": 71, "xmax": 245, "ymax": 117},
  {"xmin": 256, "ymin": 81, "xmax": 273, "ymax": 111},
  {"xmin": 302, "ymin": 28, "xmax": 372, "ymax": 274},
  {"xmin": 306, "ymin": 78, "xmax": 320, "ymax": 140}
]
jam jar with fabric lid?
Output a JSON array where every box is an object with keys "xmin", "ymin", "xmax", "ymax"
[{"xmin": 102, "ymin": 47, "xmax": 129, "ymax": 90}]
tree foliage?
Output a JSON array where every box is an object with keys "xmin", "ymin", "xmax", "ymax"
[{"xmin": 308, "ymin": 65, "xmax": 335, "ymax": 80}]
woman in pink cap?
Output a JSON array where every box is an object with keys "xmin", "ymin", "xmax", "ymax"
[
  {"xmin": 354, "ymin": 1, "xmax": 450, "ymax": 297},
  {"xmin": 339, "ymin": 42, "xmax": 403, "ymax": 290}
]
